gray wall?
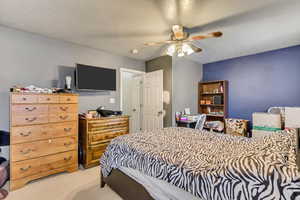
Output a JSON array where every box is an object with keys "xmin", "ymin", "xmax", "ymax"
[
  {"xmin": 0, "ymin": 25, "xmax": 145, "ymax": 131},
  {"xmin": 146, "ymin": 56, "xmax": 172, "ymax": 127},
  {"xmin": 172, "ymin": 57, "xmax": 203, "ymax": 125}
]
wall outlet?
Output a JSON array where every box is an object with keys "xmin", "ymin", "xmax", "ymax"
[{"xmin": 109, "ymin": 98, "xmax": 115, "ymax": 104}]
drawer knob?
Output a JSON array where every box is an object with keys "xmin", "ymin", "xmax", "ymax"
[
  {"xmin": 67, "ymin": 98, "xmax": 71, "ymax": 101},
  {"xmin": 64, "ymin": 156, "xmax": 72, "ymax": 161},
  {"xmin": 20, "ymin": 148, "xmax": 35, "ymax": 154},
  {"xmin": 60, "ymin": 116, "xmax": 68, "ymax": 120},
  {"xmin": 20, "ymin": 165, "xmax": 32, "ymax": 172},
  {"xmin": 25, "ymin": 107, "xmax": 36, "ymax": 112},
  {"xmin": 48, "ymin": 139, "xmax": 52, "ymax": 143},
  {"xmin": 64, "ymin": 128, "xmax": 72, "ymax": 132},
  {"xmin": 64, "ymin": 142, "xmax": 72, "ymax": 147},
  {"xmin": 22, "ymin": 97, "xmax": 27, "ymax": 101},
  {"xmin": 60, "ymin": 107, "xmax": 69, "ymax": 111},
  {"xmin": 25, "ymin": 117, "xmax": 37, "ymax": 122},
  {"xmin": 20, "ymin": 131, "xmax": 32, "ymax": 137},
  {"xmin": 46, "ymin": 98, "xmax": 51, "ymax": 101}
]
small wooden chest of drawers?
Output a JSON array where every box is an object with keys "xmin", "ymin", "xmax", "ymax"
[
  {"xmin": 10, "ymin": 93, "xmax": 79, "ymax": 190},
  {"xmin": 79, "ymin": 116, "xmax": 129, "ymax": 168}
]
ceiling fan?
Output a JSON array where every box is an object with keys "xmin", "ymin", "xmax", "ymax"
[{"xmin": 132, "ymin": 25, "xmax": 223, "ymax": 57}]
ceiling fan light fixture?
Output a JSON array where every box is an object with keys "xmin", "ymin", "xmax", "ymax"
[
  {"xmin": 182, "ymin": 43, "xmax": 194, "ymax": 55},
  {"xmin": 165, "ymin": 44, "xmax": 176, "ymax": 56},
  {"xmin": 164, "ymin": 43, "xmax": 196, "ymax": 57}
]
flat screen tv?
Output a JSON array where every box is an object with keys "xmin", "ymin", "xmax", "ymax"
[{"xmin": 75, "ymin": 63, "xmax": 116, "ymax": 91}]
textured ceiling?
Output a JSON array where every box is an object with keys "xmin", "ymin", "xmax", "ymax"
[{"xmin": 0, "ymin": 0, "xmax": 300, "ymax": 64}]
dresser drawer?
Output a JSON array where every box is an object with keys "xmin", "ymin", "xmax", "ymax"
[
  {"xmin": 11, "ymin": 124, "xmax": 50, "ymax": 144},
  {"xmin": 52, "ymin": 122, "xmax": 77, "ymax": 137},
  {"xmin": 11, "ymin": 115, "xmax": 48, "ymax": 126},
  {"xmin": 89, "ymin": 128, "xmax": 128, "ymax": 145},
  {"xmin": 38, "ymin": 95, "xmax": 59, "ymax": 103},
  {"xmin": 49, "ymin": 104, "xmax": 78, "ymax": 114},
  {"xmin": 87, "ymin": 143, "xmax": 109, "ymax": 166},
  {"xmin": 11, "ymin": 122, "xmax": 77, "ymax": 144},
  {"xmin": 11, "ymin": 151, "xmax": 77, "ymax": 180},
  {"xmin": 59, "ymin": 96, "xmax": 78, "ymax": 104},
  {"xmin": 11, "ymin": 94, "xmax": 38, "ymax": 104},
  {"xmin": 11, "ymin": 105, "xmax": 48, "ymax": 116},
  {"xmin": 49, "ymin": 113, "xmax": 77, "ymax": 123},
  {"xmin": 11, "ymin": 136, "xmax": 77, "ymax": 162},
  {"xmin": 88, "ymin": 119, "xmax": 129, "ymax": 132}
]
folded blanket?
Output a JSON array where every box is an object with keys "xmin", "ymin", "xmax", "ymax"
[{"xmin": 100, "ymin": 127, "xmax": 300, "ymax": 200}]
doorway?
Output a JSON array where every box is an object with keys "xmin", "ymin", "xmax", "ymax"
[{"xmin": 120, "ymin": 68, "xmax": 144, "ymax": 133}]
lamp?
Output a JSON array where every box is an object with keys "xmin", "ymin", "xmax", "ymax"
[
  {"xmin": 164, "ymin": 43, "xmax": 201, "ymax": 57},
  {"xmin": 285, "ymin": 107, "xmax": 300, "ymax": 153}
]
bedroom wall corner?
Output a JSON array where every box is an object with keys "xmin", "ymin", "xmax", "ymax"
[{"xmin": 172, "ymin": 58, "xmax": 203, "ymax": 126}]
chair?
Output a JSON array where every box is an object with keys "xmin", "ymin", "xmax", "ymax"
[{"xmin": 195, "ymin": 114, "xmax": 206, "ymax": 130}]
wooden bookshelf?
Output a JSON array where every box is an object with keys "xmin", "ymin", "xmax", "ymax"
[{"xmin": 198, "ymin": 80, "xmax": 228, "ymax": 122}]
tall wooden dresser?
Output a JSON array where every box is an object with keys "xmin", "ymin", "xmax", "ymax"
[
  {"xmin": 10, "ymin": 92, "xmax": 79, "ymax": 190},
  {"xmin": 79, "ymin": 116, "xmax": 129, "ymax": 168}
]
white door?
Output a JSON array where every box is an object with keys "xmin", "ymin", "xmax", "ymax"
[
  {"xmin": 130, "ymin": 76, "xmax": 142, "ymax": 133},
  {"xmin": 143, "ymin": 70, "xmax": 163, "ymax": 131}
]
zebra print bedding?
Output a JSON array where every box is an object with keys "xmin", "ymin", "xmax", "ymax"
[{"xmin": 100, "ymin": 127, "xmax": 300, "ymax": 200}]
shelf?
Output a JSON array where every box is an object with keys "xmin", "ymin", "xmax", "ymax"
[{"xmin": 200, "ymin": 104, "xmax": 224, "ymax": 107}]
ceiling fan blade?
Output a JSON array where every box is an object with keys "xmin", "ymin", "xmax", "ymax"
[
  {"xmin": 144, "ymin": 40, "xmax": 176, "ymax": 46},
  {"xmin": 190, "ymin": 32, "xmax": 223, "ymax": 41},
  {"xmin": 189, "ymin": 43, "xmax": 202, "ymax": 53}
]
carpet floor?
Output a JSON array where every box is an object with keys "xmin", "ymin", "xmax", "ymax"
[{"xmin": 5, "ymin": 167, "xmax": 122, "ymax": 200}]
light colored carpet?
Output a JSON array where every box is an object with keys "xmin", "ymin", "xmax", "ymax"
[{"xmin": 5, "ymin": 167, "xmax": 122, "ymax": 200}]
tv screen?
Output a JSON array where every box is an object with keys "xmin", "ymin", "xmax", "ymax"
[{"xmin": 76, "ymin": 64, "xmax": 116, "ymax": 91}]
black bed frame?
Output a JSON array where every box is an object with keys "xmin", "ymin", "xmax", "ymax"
[{"xmin": 101, "ymin": 169, "xmax": 154, "ymax": 200}]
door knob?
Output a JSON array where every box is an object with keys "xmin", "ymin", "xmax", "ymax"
[
  {"xmin": 132, "ymin": 109, "xmax": 137, "ymax": 112},
  {"xmin": 158, "ymin": 111, "xmax": 163, "ymax": 115}
]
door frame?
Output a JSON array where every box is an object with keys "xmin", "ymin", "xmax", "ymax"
[{"xmin": 119, "ymin": 68, "xmax": 145, "ymax": 111}]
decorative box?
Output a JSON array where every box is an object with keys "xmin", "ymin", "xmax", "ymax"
[
  {"xmin": 225, "ymin": 118, "xmax": 248, "ymax": 137},
  {"xmin": 285, "ymin": 107, "xmax": 300, "ymax": 128},
  {"xmin": 252, "ymin": 112, "xmax": 282, "ymax": 138},
  {"xmin": 252, "ymin": 112, "xmax": 282, "ymax": 130}
]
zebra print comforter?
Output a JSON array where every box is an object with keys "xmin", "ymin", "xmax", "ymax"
[{"xmin": 100, "ymin": 127, "xmax": 300, "ymax": 200}]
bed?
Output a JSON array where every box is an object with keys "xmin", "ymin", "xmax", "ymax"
[{"xmin": 100, "ymin": 127, "xmax": 300, "ymax": 200}]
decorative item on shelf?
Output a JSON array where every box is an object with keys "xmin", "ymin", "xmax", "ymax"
[
  {"xmin": 200, "ymin": 100, "xmax": 206, "ymax": 105},
  {"xmin": 213, "ymin": 96, "xmax": 222, "ymax": 105},
  {"xmin": 207, "ymin": 107, "xmax": 211, "ymax": 113},
  {"xmin": 205, "ymin": 100, "xmax": 212, "ymax": 105},
  {"xmin": 213, "ymin": 88, "xmax": 219, "ymax": 93},
  {"xmin": 219, "ymin": 84, "xmax": 224, "ymax": 93}
]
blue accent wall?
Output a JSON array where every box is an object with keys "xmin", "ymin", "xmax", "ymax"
[{"xmin": 203, "ymin": 45, "xmax": 300, "ymax": 122}]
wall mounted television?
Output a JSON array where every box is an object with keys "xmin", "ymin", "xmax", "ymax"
[{"xmin": 75, "ymin": 63, "xmax": 116, "ymax": 91}]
